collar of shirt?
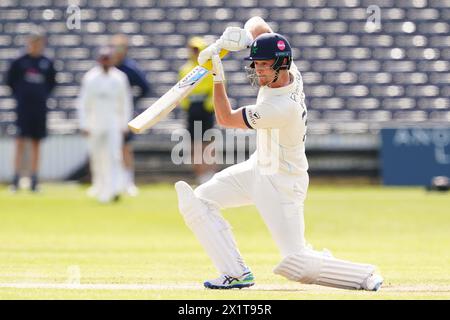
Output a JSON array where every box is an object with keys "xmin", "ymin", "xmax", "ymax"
[{"xmin": 259, "ymin": 71, "xmax": 296, "ymax": 98}]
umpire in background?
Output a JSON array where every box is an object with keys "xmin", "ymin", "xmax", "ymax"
[
  {"xmin": 6, "ymin": 28, "xmax": 56, "ymax": 192},
  {"xmin": 179, "ymin": 37, "xmax": 216, "ymax": 184},
  {"xmin": 111, "ymin": 34, "xmax": 150, "ymax": 196}
]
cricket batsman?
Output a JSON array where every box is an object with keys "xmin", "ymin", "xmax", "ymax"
[{"xmin": 175, "ymin": 17, "xmax": 383, "ymax": 290}]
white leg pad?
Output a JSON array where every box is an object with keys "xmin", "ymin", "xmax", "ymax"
[
  {"xmin": 175, "ymin": 181, "xmax": 247, "ymax": 277},
  {"xmin": 273, "ymin": 249, "xmax": 375, "ymax": 290}
]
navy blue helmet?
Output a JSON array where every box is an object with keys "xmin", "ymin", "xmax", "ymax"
[{"xmin": 244, "ymin": 33, "xmax": 292, "ymax": 71}]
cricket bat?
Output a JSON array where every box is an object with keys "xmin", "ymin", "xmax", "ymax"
[{"xmin": 128, "ymin": 49, "xmax": 229, "ymax": 134}]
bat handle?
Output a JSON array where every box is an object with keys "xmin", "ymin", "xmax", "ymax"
[{"xmin": 201, "ymin": 49, "xmax": 229, "ymax": 71}]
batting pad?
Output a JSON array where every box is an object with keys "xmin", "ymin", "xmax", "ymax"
[
  {"xmin": 175, "ymin": 181, "xmax": 247, "ymax": 277},
  {"xmin": 273, "ymin": 249, "xmax": 375, "ymax": 290}
]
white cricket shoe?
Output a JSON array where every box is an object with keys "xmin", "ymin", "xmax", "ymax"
[
  {"xmin": 87, "ymin": 186, "xmax": 99, "ymax": 198},
  {"xmin": 362, "ymin": 273, "xmax": 383, "ymax": 291},
  {"xmin": 126, "ymin": 184, "xmax": 139, "ymax": 197},
  {"xmin": 204, "ymin": 269, "xmax": 255, "ymax": 290}
]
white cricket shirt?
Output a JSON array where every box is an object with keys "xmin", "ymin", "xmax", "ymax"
[
  {"xmin": 78, "ymin": 66, "xmax": 132, "ymax": 134},
  {"xmin": 242, "ymin": 62, "xmax": 309, "ymax": 175}
]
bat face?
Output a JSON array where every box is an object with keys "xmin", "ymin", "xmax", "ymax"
[
  {"xmin": 128, "ymin": 48, "xmax": 228, "ymax": 134},
  {"xmin": 128, "ymin": 66, "xmax": 210, "ymax": 134},
  {"xmin": 179, "ymin": 66, "xmax": 209, "ymax": 88}
]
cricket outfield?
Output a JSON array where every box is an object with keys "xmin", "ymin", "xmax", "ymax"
[{"xmin": 0, "ymin": 183, "xmax": 448, "ymax": 299}]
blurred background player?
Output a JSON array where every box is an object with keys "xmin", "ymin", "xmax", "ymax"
[
  {"xmin": 179, "ymin": 37, "xmax": 216, "ymax": 184},
  {"xmin": 111, "ymin": 34, "xmax": 151, "ymax": 196},
  {"xmin": 6, "ymin": 27, "xmax": 56, "ymax": 192},
  {"xmin": 77, "ymin": 46, "xmax": 132, "ymax": 203}
]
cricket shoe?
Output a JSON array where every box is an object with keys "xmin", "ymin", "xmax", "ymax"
[
  {"xmin": 9, "ymin": 174, "xmax": 20, "ymax": 193},
  {"xmin": 30, "ymin": 175, "xmax": 40, "ymax": 193},
  {"xmin": 86, "ymin": 186, "xmax": 99, "ymax": 198},
  {"xmin": 362, "ymin": 273, "xmax": 383, "ymax": 291},
  {"xmin": 126, "ymin": 184, "xmax": 139, "ymax": 197},
  {"xmin": 204, "ymin": 270, "xmax": 255, "ymax": 290}
]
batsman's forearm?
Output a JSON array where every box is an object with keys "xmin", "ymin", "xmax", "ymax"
[
  {"xmin": 244, "ymin": 17, "xmax": 273, "ymax": 39},
  {"xmin": 213, "ymin": 82, "xmax": 231, "ymax": 125},
  {"xmin": 213, "ymin": 82, "xmax": 248, "ymax": 129}
]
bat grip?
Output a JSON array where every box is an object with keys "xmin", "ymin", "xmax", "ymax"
[{"xmin": 201, "ymin": 49, "xmax": 229, "ymax": 71}]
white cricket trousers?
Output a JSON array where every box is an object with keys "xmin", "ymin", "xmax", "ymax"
[
  {"xmin": 87, "ymin": 130, "xmax": 123, "ymax": 202},
  {"xmin": 195, "ymin": 158, "xmax": 309, "ymax": 258}
]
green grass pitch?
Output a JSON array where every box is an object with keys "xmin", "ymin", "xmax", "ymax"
[{"xmin": 0, "ymin": 183, "xmax": 449, "ymax": 299}]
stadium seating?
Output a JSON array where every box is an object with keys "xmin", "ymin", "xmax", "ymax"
[{"xmin": 0, "ymin": 0, "xmax": 449, "ymax": 136}]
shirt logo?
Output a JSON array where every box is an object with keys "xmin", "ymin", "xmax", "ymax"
[
  {"xmin": 24, "ymin": 68, "xmax": 45, "ymax": 84},
  {"xmin": 247, "ymin": 109, "xmax": 260, "ymax": 125},
  {"xmin": 277, "ymin": 40, "xmax": 286, "ymax": 51}
]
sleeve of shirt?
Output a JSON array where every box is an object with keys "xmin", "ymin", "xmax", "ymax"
[
  {"xmin": 126, "ymin": 61, "xmax": 150, "ymax": 99},
  {"xmin": 241, "ymin": 100, "xmax": 292, "ymax": 129},
  {"xmin": 136, "ymin": 68, "xmax": 151, "ymax": 98},
  {"xmin": 77, "ymin": 76, "xmax": 89, "ymax": 131},
  {"xmin": 6, "ymin": 59, "xmax": 19, "ymax": 94},
  {"xmin": 46, "ymin": 60, "xmax": 57, "ymax": 95},
  {"xmin": 120, "ymin": 75, "xmax": 133, "ymax": 131}
]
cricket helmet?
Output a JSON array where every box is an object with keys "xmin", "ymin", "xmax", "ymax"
[{"xmin": 244, "ymin": 33, "xmax": 292, "ymax": 71}]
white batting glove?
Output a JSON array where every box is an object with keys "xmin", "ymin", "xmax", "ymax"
[
  {"xmin": 216, "ymin": 27, "xmax": 254, "ymax": 52},
  {"xmin": 211, "ymin": 54, "xmax": 225, "ymax": 83},
  {"xmin": 198, "ymin": 43, "xmax": 221, "ymax": 66}
]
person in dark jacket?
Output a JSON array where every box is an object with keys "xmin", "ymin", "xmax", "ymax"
[
  {"xmin": 6, "ymin": 28, "xmax": 56, "ymax": 192},
  {"xmin": 111, "ymin": 34, "xmax": 151, "ymax": 196}
]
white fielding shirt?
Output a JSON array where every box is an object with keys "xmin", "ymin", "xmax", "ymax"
[
  {"xmin": 242, "ymin": 62, "xmax": 309, "ymax": 175},
  {"xmin": 78, "ymin": 66, "xmax": 132, "ymax": 134}
]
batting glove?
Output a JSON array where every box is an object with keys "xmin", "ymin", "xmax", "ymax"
[
  {"xmin": 211, "ymin": 54, "xmax": 225, "ymax": 83},
  {"xmin": 198, "ymin": 43, "xmax": 221, "ymax": 66},
  {"xmin": 216, "ymin": 27, "xmax": 254, "ymax": 52}
]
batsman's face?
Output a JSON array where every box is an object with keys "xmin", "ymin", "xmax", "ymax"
[{"xmin": 253, "ymin": 59, "xmax": 276, "ymax": 86}]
